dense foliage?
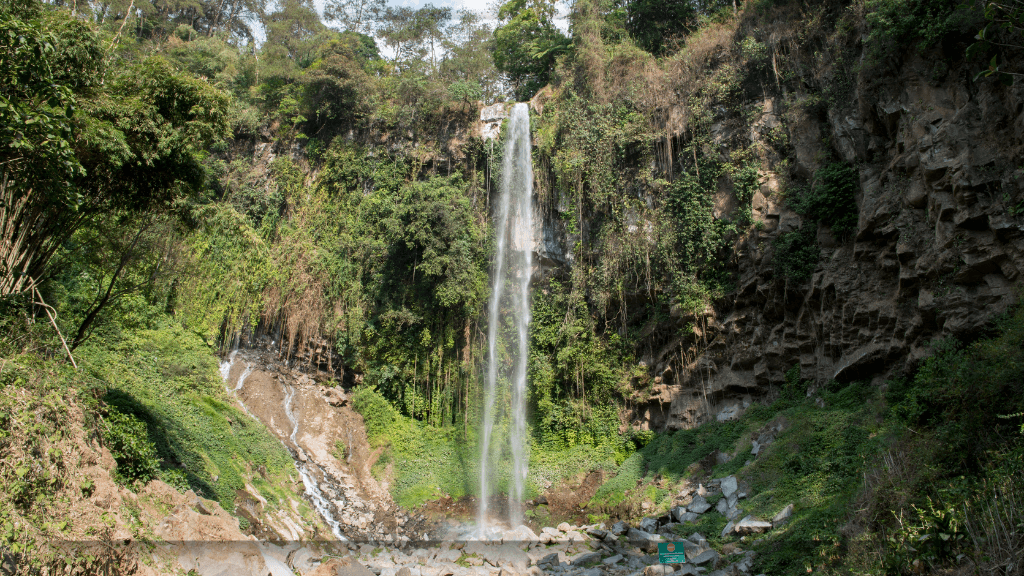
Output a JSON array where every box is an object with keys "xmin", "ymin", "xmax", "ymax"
[{"xmin": 2, "ymin": 0, "xmax": 1022, "ymax": 572}]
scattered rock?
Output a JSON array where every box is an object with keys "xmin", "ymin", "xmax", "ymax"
[
  {"xmin": 716, "ymin": 499, "xmax": 728, "ymax": 515},
  {"xmin": 720, "ymin": 521, "xmax": 735, "ymax": 539},
  {"xmin": 733, "ymin": 516, "xmax": 772, "ymax": 535},
  {"xmin": 687, "ymin": 495, "xmax": 712, "ymax": 514},
  {"xmin": 720, "ymin": 476, "xmax": 738, "ymax": 498},
  {"xmin": 644, "ymin": 564, "xmax": 676, "ymax": 576},
  {"xmin": 556, "ymin": 522, "xmax": 572, "ymax": 532},
  {"xmin": 772, "ymin": 504, "xmax": 794, "ymax": 528},
  {"xmin": 689, "ymin": 549, "xmax": 720, "ymax": 566},
  {"xmin": 610, "ymin": 521, "xmax": 629, "ymax": 535}
]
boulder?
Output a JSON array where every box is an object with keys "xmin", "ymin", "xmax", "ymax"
[
  {"xmin": 644, "ymin": 564, "xmax": 676, "ymax": 576},
  {"xmin": 310, "ymin": 557, "xmax": 375, "ymax": 576},
  {"xmin": 733, "ymin": 516, "xmax": 772, "ymax": 535},
  {"xmin": 687, "ymin": 495, "xmax": 712, "ymax": 514},
  {"xmin": 572, "ymin": 552, "xmax": 603, "ymax": 567},
  {"xmin": 772, "ymin": 504, "xmax": 794, "ymax": 528},
  {"xmin": 639, "ymin": 517, "xmax": 658, "ymax": 533},
  {"xmin": 626, "ymin": 528, "xmax": 662, "ymax": 552},
  {"xmin": 677, "ymin": 565, "xmax": 701, "ymax": 576},
  {"xmin": 556, "ymin": 522, "xmax": 572, "ymax": 532},
  {"xmin": 716, "ymin": 499, "xmax": 728, "ymax": 515},
  {"xmin": 538, "ymin": 553, "xmax": 560, "ymax": 567},
  {"xmin": 689, "ymin": 549, "xmax": 720, "ymax": 566},
  {"xmin": 720, "ymin": 476, "xmax": 738, "ymax": 499},
  {"xmin": 726, "ymin": 506, "xmax": 744, "ymax": 521},
  {"xmin": 610, "ymin": 521, "xmax": 629, "ymax": 535},
  {"xmin": 602, "ymin": 554, "xmax": 623, "ymax": 565}
]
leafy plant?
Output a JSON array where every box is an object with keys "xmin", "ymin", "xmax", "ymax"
[
  {"xmin": 101, "ymin": 411, "xmax": 160, "ymax": 486},
  {"xmin": 790, "ymin": 163, "xmax": 860, "ymax": 238},
  {"xmin": 773, "ymin": 224, "xmax": 819, "ymax": 282}
]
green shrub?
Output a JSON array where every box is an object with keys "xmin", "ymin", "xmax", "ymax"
[
  {"xmin": 790, "ymin": 163, "xmax": 860, "ymax": 237},
  {"xmin": 101, "ymin": 411, "xmax": 160, "ymax": 486},
  {"xmin": 773, "ymin": 224, "xmax": 818, "ymax": 281}
]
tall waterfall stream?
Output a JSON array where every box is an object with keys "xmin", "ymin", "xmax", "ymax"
[{"xmin": 479, "ymin": 102, "xmax": 534, "ymax": 535}]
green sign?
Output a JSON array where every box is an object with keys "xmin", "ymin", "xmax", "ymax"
[{"xmin": 657, "ymin": 542, "xmax": 686, "ymax": 564}]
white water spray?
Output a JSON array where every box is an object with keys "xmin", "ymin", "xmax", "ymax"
[{"xmin": 479, "ymin": 103, "xmax": 534, "ymax": 534}]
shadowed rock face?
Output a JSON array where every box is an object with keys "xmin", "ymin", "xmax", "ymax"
[{"xmin": 506, "ymin": 53, "xmax": 1024, "ymax": 431}]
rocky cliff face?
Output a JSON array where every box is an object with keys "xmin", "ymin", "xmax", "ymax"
[{"xmin": 492, "ymin": 52, "xmax": 1024, "ymax": 431}]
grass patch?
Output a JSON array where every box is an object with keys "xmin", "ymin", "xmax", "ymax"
[
  {"xmin": 76, "ymin": 320, "xmax": 302, "ymax": 516},
  {"xmin": 352, "ymin": 385, "xmax": 625, "ymax": 509}
]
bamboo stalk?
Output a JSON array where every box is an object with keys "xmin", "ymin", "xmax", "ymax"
[{"xmin": 32, "ymin": 285, "xmax": 78, "ymax": 370}]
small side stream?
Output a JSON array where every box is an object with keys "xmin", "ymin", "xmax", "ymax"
[{"xmin": 220, "ymin": 350, "xmax": 348, "ymax": 541}]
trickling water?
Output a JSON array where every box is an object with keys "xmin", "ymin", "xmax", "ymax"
[
  {"xmin": 479, "ymin": 103, "xmax": 534, "ymax": 534},
  {"xmin": 219, "ymin": 350, "xmax": 238, "ymax": 383},
  {"xmin": 234, "ymin": 364, "xmax": 253, "ymax": 391},
  {"xmin": 283, "ymin": 382, "xmax": 348, "ymax": 541}
]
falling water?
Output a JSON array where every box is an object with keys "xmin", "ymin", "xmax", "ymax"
[
  {"xmin": 283, "ymin": 382, "xmax": 348, "ymax": 541},
  {"xmin": 479, "ymin": 103, "xmax": 534, "ymax": 534}
]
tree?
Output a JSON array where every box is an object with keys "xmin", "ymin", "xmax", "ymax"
[
  {"xmin": 1, "ymin": 2, "xmax": 228, "ymax": 300},
  {"xmin": 377, "ymin": 4, "xmax": 452, "ymax": 70},
  {"xmin": 623, "ymin": 0, "xmax": 733, "ymax": 54},
  {"xmin": 491, "ymin": 0, "xmax": 569, "ymax": 100},
  {"xmin": 323, "ymin": 0, "xmax": 383, "ymax": 34},
  {"xmin": 301, "ymin": 33, "xmax": 376, "ymax": 132}
]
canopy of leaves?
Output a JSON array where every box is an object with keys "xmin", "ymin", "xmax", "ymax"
[{"xmin": 492, "ymin": 0, "xmax": 570, "ymax": 100}]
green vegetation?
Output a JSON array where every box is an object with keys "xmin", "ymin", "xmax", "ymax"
[
  {"xmin": 772, "ymin": 225, "xmax": 818, "ymax": 282},
  {"xmin": 789, "ymin": 162, "xmax": 860, "ymax": 238},
  {"xmin": 100, "ymin": 411, "xmax": 161, "ymax": 486},
  {"xmin": 81, "ymin": 322, "xmax": 301, "ymax": 511},
  {"xmin": 587, "ymin": 306, "xmax": 1024, "ymax": 574}
]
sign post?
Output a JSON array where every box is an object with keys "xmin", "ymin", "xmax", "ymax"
[{"xmin": 657, "ymin": 542, "xmax": 686, "ymax": 564}]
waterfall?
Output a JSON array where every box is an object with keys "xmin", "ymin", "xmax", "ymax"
[{"xmin": 479, "ymin": 103, "xmax": 534, "ymax": 534}]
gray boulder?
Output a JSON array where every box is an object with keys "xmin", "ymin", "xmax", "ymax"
[
  {"xmin": 687, "ymin": 495, "xmax": 712, "ymax": 514},
  {"xmin": 734, "ymin": 516, "xmax": 772, "ymax": 535},
  {"xmin": 689, "ymin": 549, "xmax": 720, "ymax": 566},
  {"xmin": 772, "ymin": 504, "xmax": 794, "ymax": 528},
  {"xmin": 720, "ymin": 476, "xmax": 738, "ymax": 498}
]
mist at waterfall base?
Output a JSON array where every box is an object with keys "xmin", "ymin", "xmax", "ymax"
[{"xmin": 478, "ymin": 102, "xmax": 534, "ymax": 538}]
